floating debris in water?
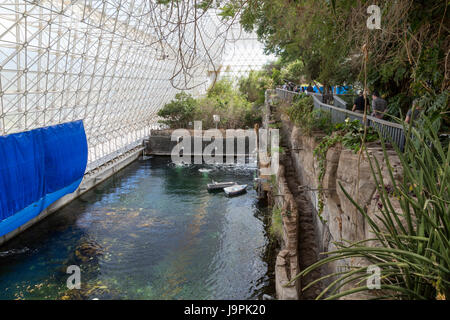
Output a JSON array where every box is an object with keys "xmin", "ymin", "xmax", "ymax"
[
  {"xmin": 68, "ymin": 239, "xmax": 104, "ymax": 264},
  {"xmin": 173, "ymin": 161, "xmax": 189, "ymax": 167},
  {"xmin": 59, "ymin": 280, "xmax": 121, "ymax": 300},
  {"xmin": 198, "ymin": 168, "xmax": 212, "ymax": 173},
  {"xmin": 0, "ymin": 247, "xmax": 31, "ymax": 258}
]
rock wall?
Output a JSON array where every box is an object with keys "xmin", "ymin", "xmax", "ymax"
[
  {"xmin": 264, "ymin": 93, "xmax": 403, "ymax": 298},
  {"xmin": 279, "ymin": 116, "xmax": 403, "ymax": 298},
  {"xmin": 261, "ymin": 89, "xmax": 403, "ymax": 299},
  {"xmin": 272, "ymin": 164, "xmax": 300, "ymax": 300}
]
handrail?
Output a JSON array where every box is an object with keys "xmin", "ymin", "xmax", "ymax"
[
  {"xmin": 333, "ymin": 95, "xmax": 347, "ymax": 109},
  {"xmin": 274, "ymin": 88, "xmax": 405, "ymax": 151},
  {"xmin": 310, "ymin": 92, "xmax": 404, "ymax": 129}
]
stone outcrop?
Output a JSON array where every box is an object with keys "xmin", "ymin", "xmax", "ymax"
[
  {"xmin": 279, "ymin": 117, "xmax": 403, "ymax": 298},
  {"xmin": 272, "ymin": 164, "xmax": 300, "ymax": 300},
  {"xmin": 265, "ymin": 102, "xmax": 403, "ymax": 299}
]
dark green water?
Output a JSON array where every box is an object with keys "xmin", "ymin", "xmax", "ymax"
[{"xmin": 0, "ymin": 157, "xmax": 275, "ymax": 300}]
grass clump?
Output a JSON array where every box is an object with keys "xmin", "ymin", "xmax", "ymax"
[{"xmin": 269, "ymin": 205, "xmax": 283, "ymax": 240}]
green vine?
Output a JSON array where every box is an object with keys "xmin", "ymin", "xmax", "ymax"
[
  {"xmin": 269, "ymin": 205, "xmax": 283, "ymax": 239},
  {"xmin": 313, "ymin": 134, "xmax": 342, "ymax": 223},
  {"xmin": 285, "ymin": 94, "xmax": 333, "ymax": 135},
  {"xmin": 313, "ymin": 119, "xmax": 379, "ymax": 222}
]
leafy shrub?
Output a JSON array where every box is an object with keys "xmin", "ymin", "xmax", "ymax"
[
  {"xmin": 293, "ymin": 120, "xmax": 450, "ymax": 300},
  {"xmin": 287, "ymin": 94, "xmax": 313, "ymax": 123},
  {"xmin": 238, "ymin": 70, "xmax": 273, "ymax": 105},
  {"xmin": 157, "ymin": 79, "xmax": 263, "ymax": 129},
  {"xmin": 286, "ymin": 94, "xmax": 333, "ymax": 135},
  {"xmin": 334, "ymin": 119, "xmax": 379, "ymax": 153},
  {"xmin": 157, "ymin": 92, "xmax": 197, "ymax": 128}
]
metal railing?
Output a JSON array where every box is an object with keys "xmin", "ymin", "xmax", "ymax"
[
  {"xmin": 333, "ymin": 95, "xmax": 348, "ymax": 109},
  {"xmin": 275, "ymin": 88, "xmax": 405, "ymax": 151}
]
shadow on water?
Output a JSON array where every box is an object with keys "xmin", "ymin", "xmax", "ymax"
[{"xmin": 0, "ymin": 157, "xmax": 276, "ymax": 300}]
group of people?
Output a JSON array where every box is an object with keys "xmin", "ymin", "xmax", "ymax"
[
  {"xmin": 281, "ymin": 82, "xmax": 296, "ymax": 91},
  {"xmin": 281, "ymin": 83, "xmax": 421, "ymax": 124},
  {"xmin": 351, "ymin": 90, "xmax": 386, "ymax": 119},
  {"xmin": 352, "ymin": 90, "xmax": 421, "ymax": 123},
  {"xmin": 281, "ymin": 82, "xmax": 315, "ymax": 93}
]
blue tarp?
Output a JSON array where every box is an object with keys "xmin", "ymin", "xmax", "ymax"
[
  {"xmin": 335, "ymin": 86, "xmax": 352, "ymax": 94},
  {"xmin": 300, "ymin": 86, "xmax": 351, "ymax": 94},
  {"xmin": 311, "ymin": 86, "xmax": 351, "ymax": 94},
  {"xmin": 0, "ymin": 121, "xmax": 88, "ymax": 237}
]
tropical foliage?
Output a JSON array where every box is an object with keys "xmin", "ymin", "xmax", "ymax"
[
  {"xmin": 238, "ymin": 70, "xmax": 273, "ymax": 105},
  {"xmin": 157, "ymin": 92, "xmax": 197, "ymax": 128},
  {"xmin": 218, "ymin": 0, "xmax": 448, "ymax": 125},
  {"xmin": 285, "ymin": 94, "xmax": 333, "ymax": 135},
  {"xmin": 293, "ymin": 121, "xmax": 449, "ymax": 300},
  {"xmin": 158, "ymin": 79, "xmax": 263, "ymax": 129},
  {"xmin": 160, "ymin": 0, "xmax": 450, "ymax": 299}
]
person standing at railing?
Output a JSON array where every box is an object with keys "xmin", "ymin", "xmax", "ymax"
[
  {"xmin": 405, "ymin": 99, "xmax": 422, "ymax": 124},
  {"xmin": 306, "ymin": 84, "xmax": 314, "ymax": 93},
  {"xmin": 352, "ymin": 90, "xmax": 370, "ymax": 114},
  {"xmin": 371, "ymin": 90, "xmax": 387, "ymax": 119}
]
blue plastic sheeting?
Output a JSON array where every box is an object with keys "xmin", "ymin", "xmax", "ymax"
[
  {"xmin": 312, "ymin": 86, "xmax": 351, "ymax": 94},
  {"xmin": 0, "ymin": 121, "xmax": 87, "ymax": 237},
  {"xmin": 335, "ymin": 86, "xmax": 352, "ymax": 94},
  {"xmin": 313, "ymin": 86, "xmax": 323, "ymax": 93}
]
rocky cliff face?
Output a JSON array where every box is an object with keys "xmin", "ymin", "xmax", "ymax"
[
  {"xmin": 272, "ymin": 164, "xmax": 300, "ymax": 300},
  {"xmin": 270, "ymin": 111, "xmax": 403, "ymax": 299}
]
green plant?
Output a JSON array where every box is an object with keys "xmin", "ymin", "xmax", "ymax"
[
  {"xmin": 238, "ymin": 70, "xmax": 273, "ymax": 104},
  {"xmin": 269, "ymin": 174, "xmax": 278, "ymax": 194},
  {"xmin": 339, "ymin": 120, "xmax": 379, "ymax": 153},
  {"xmin": 313, "ymin": 133, "xmax": 343, "ymax": 223},
  {"xmin": 269, "ymin": 205, "xmax": 283, "ymax": 239},
  {"xmin": 271, "ymin": 146, "xmax": 285, "ymax": 154},
  {"xmin": 158, "ymin": 79, "xmax": 263, "ymax": 129},
  {"xmin": 268, "ymin": 122, "xmax": 282, "ymax": 129},
  {"xmin": 313, "ymin": 119, "xmax": 379, "ymax": 220},
  {"xmin": 306, "ymin": 109, "xmax": 333, "ymax": 135},
  {"xmin": 157, "ymin": 92, "xmax": 197, "ymax": 128},
  {"xmin": 285, "ymin": 95, "xmax": 334, "ymax": 135},
  {"xmin": 293, "ymin": 120, "xmax": 450, "ymax": 300}
]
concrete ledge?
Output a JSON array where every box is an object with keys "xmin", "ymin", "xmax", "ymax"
[
  {"xmin": 276, "ymin": 250, "xmax": 299, "ymax": 300},
  {"xmin": 0, "ymin": 146, "xmax": 144, "ymax": 246},
  {"xmin": 146, "ymin": 131, "xmax": 254, "ymax": 157}
]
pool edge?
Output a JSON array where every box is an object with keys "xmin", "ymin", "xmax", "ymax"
[{"xmin": 0, "ymin": 146, "xmax": 144, "ymax": 247}]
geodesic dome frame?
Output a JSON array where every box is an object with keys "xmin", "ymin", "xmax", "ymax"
[{"xmin": 0, "ymin": 0, "xmax": 270, "ymax": 171}]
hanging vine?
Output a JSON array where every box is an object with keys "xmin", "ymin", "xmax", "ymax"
[{"xmin": 313, "ymin": 119, "xmax": 379, "ymax": 221}]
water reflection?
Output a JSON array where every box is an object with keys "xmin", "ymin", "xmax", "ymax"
[{"xmin": 0, "ymin": 157, "xmax": 274, "ymax": 300}]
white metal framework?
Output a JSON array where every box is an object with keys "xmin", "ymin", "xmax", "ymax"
[{"xmin": 0, "ymin": 0, "xmax": 269, "ymax": 170}]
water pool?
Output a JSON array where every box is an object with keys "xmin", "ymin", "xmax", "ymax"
[{"xmin": 0, "ymin": 157, "xmax": 275, "ymax": 300}]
